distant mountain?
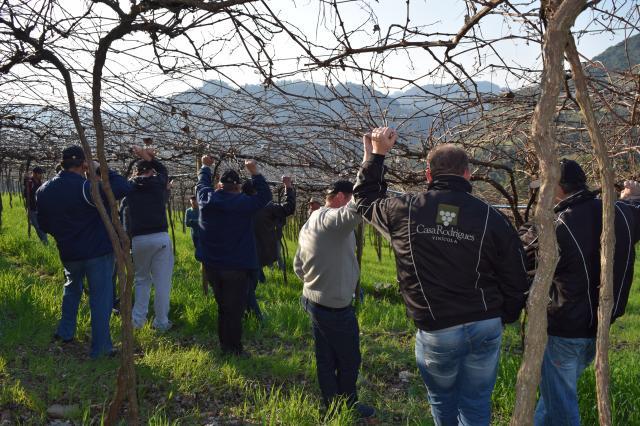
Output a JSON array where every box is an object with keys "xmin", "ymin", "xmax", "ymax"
[{"xmin": 592, "ymin": 33, "xmax": 640, "ymax": 71}]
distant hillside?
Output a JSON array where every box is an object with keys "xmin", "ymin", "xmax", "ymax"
[{"xmin": 592, "ymin": 33, "xmax": 640, "ymax": 70}]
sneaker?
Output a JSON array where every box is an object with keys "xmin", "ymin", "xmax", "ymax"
[
  {"xmin": 354, "ymin": 403, "xmax": 376, "ymax": 419},
  {"xmin": 153, "ymin": 321, "xmax": 173, "ymax": 332}
]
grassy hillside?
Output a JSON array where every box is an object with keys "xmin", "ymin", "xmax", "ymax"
[{"xmin": 1, "ymin": 194, "xmax": 639, "ymax": 425}]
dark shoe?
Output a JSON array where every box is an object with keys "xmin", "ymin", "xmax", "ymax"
[
  {"xmin": 354, "ymin": 403, "xmax": 376, "ymax": 419},
  {"xmin": 52, "ymin": 334, "xmax": 73, "ymax": 344}
]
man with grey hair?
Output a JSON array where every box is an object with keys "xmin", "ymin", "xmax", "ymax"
[{"xmin": 353, "ymin": 128, "xmax": 530, "ymax": 425}]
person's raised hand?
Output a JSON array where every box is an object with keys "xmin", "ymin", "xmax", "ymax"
[
  {"xmin": 282, "ymin": 175, "xmax": 293, "ymax": 188},
  {"xmin": 362, "ymin": 132, "xmax": 373, "ymax": 162},
  {"xmin": 201, "ymin": 155, "xmax": 214, "ymax": 167},
  {"xmin": 621, "ymin": 180, "xmax": 640, "ymax": 200},
  {"xmin": 371, "ymin": 126, "xmax": 398, "ymax": 155},
  {"xmin": 245, "ymin": 159, "xmax": 258, "ymax": 176}
]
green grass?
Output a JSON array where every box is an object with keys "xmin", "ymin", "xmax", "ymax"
[{"xmin": 1, "ymin": 193, "xmax": 639, "ymax": 425}]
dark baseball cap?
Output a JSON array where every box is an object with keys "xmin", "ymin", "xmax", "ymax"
[
  {"xmin": 32, "ymin": 166, "xmax": 45, "ymax": 174},
  {"xmin": 326, "ymin": 180, "xmax": 354, "ymax": 195},
  {"xmin": 220, "ymin": 169, "xmax": 241, "ymax": 185},
  {"xmin": 559, "ymin": 159, "xmax": 586, "ymax": 185},
  {"xmin": 62, "ymin": 145, "xmax": 86, "ymax": 161}
]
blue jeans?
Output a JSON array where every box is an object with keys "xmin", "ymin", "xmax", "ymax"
[
  {"xmin": 301, "ymin": 296, "xmax": 361, "ymax": 408},
  {"xmin": 415, "ymin": 317, "xmax": 502, "ymax": 426},
  {"xmin": 28, "ymin": 209, "xmax": 48, "ymax": 244},
  {"xmin": 56, "ymin": 253, "xmax": 115, "ymax": 358},
  {"xmin": 534, "ymin": 336, "xmax": 596, "ymax": 426}
]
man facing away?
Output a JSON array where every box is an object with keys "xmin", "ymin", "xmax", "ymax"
[
  {"xmin": 36, "ymin": 145, "xmax": 130, "ymax": 358},
  {"xmin": 121, "ymin": 145, "xmax": 174, "ymax": 332},
  {"xmin": 243, "ymin": 175, "xmax": 297, "ymax": 320},
  {"xmin": 519, "ymin": 160, "xmax": 640, "ymax": 426},
  {"xmin": 352, "ymin": 127, "xmax": 530, "ymax": 426},
  {"xmin": 294, "ymin": 180, "xmax": 375, "ymax": 419},
  {"xmin": 196, "ymin": 156, "xmax": 271, "ymax": 355},
  {"xmin": 24, "ymin": 166, "xmax": 48, "ymax": 244}
]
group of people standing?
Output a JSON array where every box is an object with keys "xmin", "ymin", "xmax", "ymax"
[{"xmin": 26, "ymin": 127, "xmax": 640, "ymax": 425}]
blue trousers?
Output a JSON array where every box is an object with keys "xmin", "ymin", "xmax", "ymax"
[
  {"xmin": 415, "ymin": 317, "xmax": 502, "ymax": 426},
  {"xmin": 56, "ymin": 253, "xmax": 115, "ymax": 358},
  {"xmin": 534, "ymin": 335, "xmax": 596, "ymax": 426}
]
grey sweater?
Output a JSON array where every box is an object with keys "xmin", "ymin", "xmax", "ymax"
[{"xmin": 294, "ymin": 202, "xmax": 363, "ymax": 308}]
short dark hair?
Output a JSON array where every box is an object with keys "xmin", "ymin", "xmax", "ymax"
[
  {"xmin": 190, "ymin": 195, "xmax": 196, "ymax": 201},
  {"xmin": 427, "ymin": 144, "xmax": 469, "ymax": 177},
  {"xmin": 559, "ymin": 159, "xmax": 588, "ymax": 195},
  {"xmin": 60, "ymin": 159, "xmax": 84, "ymax": 171}
]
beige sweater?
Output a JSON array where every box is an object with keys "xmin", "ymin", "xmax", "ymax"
[{"xmin": 294, "ymin": 202, "xmax": 363, "ymax": 308}]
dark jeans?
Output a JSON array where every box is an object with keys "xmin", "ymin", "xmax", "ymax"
[
  {"xmin": 301, "ymin": 296, "xmax": 361, "ymax": 408},
  {"xmin": 205, "ymin": 266, "xmax": 249, "ymax": 354},
  {"xmin": 246, "ymin": 269, "xmax": 263, "ymax": 320}
]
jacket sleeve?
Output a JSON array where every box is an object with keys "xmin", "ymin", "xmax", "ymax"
[
  {"xmin": 35, "ymin": 188, "xmax": 50, "ymax": 233},
  {"xmin": 268, "ymin": 186, "xmax": 297, "ymax": 220},
  {"xmin": 353, "ymin": 154, "xmax": 393, "ymax": 240},
  {"xmin": 105, "ymin": 169, "xmax": 131, "ymax": 200},
  {"xmin": 518, "ymin": 221, "xmax": 539, "ymax": 276},
  {"xmin": 196, "ymin": 166, "xmax": 215, "ymax": 211},
  {"xmin": 494, "ymin": 213, "xmax": 531, "ymax": 324}
]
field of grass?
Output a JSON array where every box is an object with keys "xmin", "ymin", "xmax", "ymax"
[{"xmin": 1, "ymin": 193, "xmax": 639, "ymax": 425}]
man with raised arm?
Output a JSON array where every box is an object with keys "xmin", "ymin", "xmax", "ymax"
[
  {"xmin": 121, "ymin": 145, "xmax": 174, "ymax": 332},
  {"xmin": 294, "ymin": 180, "xmax": 375, "ymax": 420},
  {"xmin": 519, "ymin": 162, "xmax": 640, "ymax": 426},
  {"xmin": 36, "ymin": 146, "xmax": 131, "ymax": 359},
  {"xmin": 352, "ymin": 128, "xmax": 530, "ymax": 426},
  {"xmin": 196, "ymin": 156, "xmax": 271, "ymax": 356}
]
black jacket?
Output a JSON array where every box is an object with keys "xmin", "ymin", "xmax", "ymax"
[
  {"xmin": 519, "ymin": 191, "xmax": 640, "ymax": 338},
  {"xmin": 354, "ymin": 155, "xmax": 530, "ymax": 331},
  {"xmin": 254, "ymin": 186, "xmax": 296, "ymax": 267},
  {"xmin": 121, "ymin": 159, "xmax": 169, "ymax": 237}
]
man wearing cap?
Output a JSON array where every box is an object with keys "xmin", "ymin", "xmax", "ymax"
[
  {"xmin": 24, "ymin": 166, "xmax": 48, "ymax": 244},
  {"xmin": 121, "ymin": 146, "xmax": 174, "ymax": 332},
  {"xmin": 197, "ymin": 156, "xmax": 271, "ymax": 355},
  {"xmin": 352, "ymin": 128, "xmax": 529, "ymax": 425},
  {"xmin": 294, "ymin": 180, "xmax": 375, "ymax": 419},
  {"xmin": 519, "ymin": 160, "xmax": 640, "ymax": 426},
  {"xmin": 36, "ymin": 145, "xmax": 131, "ymax": 358}
]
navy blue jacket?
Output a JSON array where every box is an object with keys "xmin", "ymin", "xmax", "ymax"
[
  {"xmin": 36, "ymin": 170, "xmax": 130, "ymax": 262},
  {"xmin": 196, "ymin": 166, "xmax": 271, "ymax": 270},
  {"xmin": 121, "ymin": 159, "xmax": 169, "ymax": 237}
]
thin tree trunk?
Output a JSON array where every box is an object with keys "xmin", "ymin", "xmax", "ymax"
[
  {"xmin": 566, "ymin": 35, "xmax": 615, "ymax": 426},
  {"xmin": 510, "ymin": 1, "xmax": 586, "ymax": 424},
  {"xmin": 91, "ymin": 21, "xmax": 140, "ymax": 426}
]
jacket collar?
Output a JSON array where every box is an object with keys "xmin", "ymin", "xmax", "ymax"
[
  {"xmin": 427, "ymin": 175, "xmax": 472, "ymax": 193},
  {"xmin": 554, "ymin": 189, "xmax": 595, "ymax": 213}
]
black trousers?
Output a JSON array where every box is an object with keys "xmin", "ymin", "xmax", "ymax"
[
  {"xmin": 205, "ymin": 266, "xmax": 249, "ymax": 354},
  {"xmin": 301, "ymin": 296, "xmax": 361, "ymax": 408}
]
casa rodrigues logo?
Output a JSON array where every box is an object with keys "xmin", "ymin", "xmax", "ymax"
[
  {"xmin": 415, "ymin": 203, "xmax": 476, "ymax": 243},
  {"xmin": 436, "ymin": 204, "xmax": 459, "ymax": 226}
]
